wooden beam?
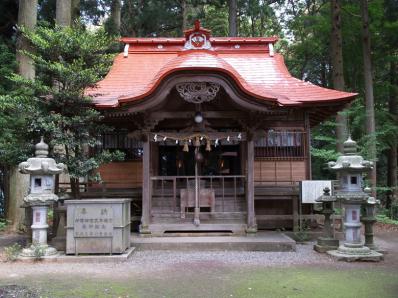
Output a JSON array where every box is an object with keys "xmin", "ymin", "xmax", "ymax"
[
  {"xmin": 150, "ymin": 111, "xmax": 247, "ymax": 120},
  {"xmin": 149, "ymin": 132, "xmax": 247, "ymax": 141},
  {"xmin": 256, "ymin": 214, "xmax": 319, "ymax": 221}
]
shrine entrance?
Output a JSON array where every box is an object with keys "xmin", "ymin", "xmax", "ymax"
[
  {"xmin": 85, "ymin": 20, "xmax": 357, "ymax": 237},
  {"xmin": 148, "ymin": 132, "xmax": 248, "ymax": 235}
]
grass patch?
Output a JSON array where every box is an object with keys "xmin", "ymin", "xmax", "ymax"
[
  {"xmin": 233, "ymin": 268, "xmax": 398, "ymax": 298},
  {"xmin": 1, "ymin": 278, "xmax": 138, "ymax": 298},
  {"xmin": 1, "ymin": 267, "xmax": 397, "ymax": 298}
]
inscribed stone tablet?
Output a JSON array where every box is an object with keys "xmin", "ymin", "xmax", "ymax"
[{"xmin": 74, "ymin": 206, "xmax": 113, "ymax": 237}]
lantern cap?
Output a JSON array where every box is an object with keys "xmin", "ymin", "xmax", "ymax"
[
  {"xmin": 316, "ymin": 187, "xmax": 336, "ymax": 202},
  {"xmin": 328, "ymin": 137, "xmax": 373, "ymax": 172},
  {"xmin": 35, "ymin": 136, "xmax": 49, "ymax": 157},
  {"xmin": 18, "ymin": 137, "xmax": 65, "ymax": 175},
  {"xmin": 343, "ymin": 136, "xmax": 357, "ymax": 155}
]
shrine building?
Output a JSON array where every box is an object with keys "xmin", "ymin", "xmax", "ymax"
[{"xmin": 85, "ymin": 21, "xmax": 356, "ymax": 235}]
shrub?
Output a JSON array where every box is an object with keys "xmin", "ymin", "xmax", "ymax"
[
  {"xmin": 32, "ymin": 245, "xmax": 45, "ymax": 261},
  {"xmin": 4, "ymin": 243, "xmax": 22, "ymax": 261}
]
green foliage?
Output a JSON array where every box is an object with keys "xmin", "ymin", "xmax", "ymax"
[
  {"xmin": 32, "ymin": 244, "xmax": 45, "ymax": 260},
  {"xmin": 203, "ymin": 4, "xmax": 229, "ymax": 36},
  {"xmin": 276, "ymin": 0, "xmax": 398, "ymax": 206},
  {"xmin": 0, "ymin": 218, "xmax": 10, "ymax": 231},
  {"xmin": 238, "ymin": 0, "xmax": 283, "ymax": 37},
  {"xmin": 121, "ymin": 0, "xmax": 187, "ymax": 37},
  {"xmin": 376, "ymin": 214, "xmax": 398, "ymax": 226},
  {"xmin": 0, "ymin": 40, "xmax": 34, "ymax": 166},
  {"xmin": 0, "ymin": 41, "xmax": 16, "ymax": 93},
  {"xmin": 4, "ymin": 243, "xmax": 22, "ymax": 261},
  {"xmin": 10, "ymin": 24, "xmax": 124, "ymax": 196},
  {"xmin": 293, "ymin": 221, "xmax": 310, "ymax": 243}
]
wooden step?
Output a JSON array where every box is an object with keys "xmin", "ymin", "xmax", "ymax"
[{"xmin": 131, "ymin": 231, "xmax": 296, "ymax": 252}]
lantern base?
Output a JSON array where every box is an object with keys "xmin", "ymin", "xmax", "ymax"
[
  {"xmin": 20, "ymin": 244, "xmax": 58, "ymax": 258},
  {"xmin": 314, "ymin": 237, "xmax": 339, "ymax": 253},
  {"xmin": 327, "ymin": 244, "xmax": 383, "ymax": 262}
]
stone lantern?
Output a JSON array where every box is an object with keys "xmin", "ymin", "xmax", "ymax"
[
  {"xmin": 327, "ymin": 137, "xmax": 382, "ymax": 261},
  {"xmin": 313, "ymin": 187, "xmax": 339, "ymax": 253},
  {"xmin": 361, "ymin": 187, "xmax": 379, "ymax": 250},
  {"xmin": 18, "ymin": 137, "xmax": 65, "ymax": 257}
]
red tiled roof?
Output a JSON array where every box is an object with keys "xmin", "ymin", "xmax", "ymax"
[{"xmin": 87, "ymin": 24, "xmax": 356, "ymax": 109}]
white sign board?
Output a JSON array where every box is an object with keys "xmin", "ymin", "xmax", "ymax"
[{"xmin": 300, "ymin": 180, "xmax": 332, "ymax": 204}]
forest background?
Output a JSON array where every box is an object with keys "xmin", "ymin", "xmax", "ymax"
[{"xmin": 0, "ymin": 0, "xmax": 397, "ymax": 221}]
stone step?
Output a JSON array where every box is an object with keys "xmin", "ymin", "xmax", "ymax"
[{"xmin": 131, "ymin": 231, "xmax": 296, "ymax": 252}]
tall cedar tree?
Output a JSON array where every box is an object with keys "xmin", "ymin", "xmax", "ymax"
[
  {"xmin": 360, "ymin": 0, "xmax": 377, "ymax": 194},
  {"xmin": 11, "ymin": 24, "xmax": 124, "ymax": 198},
  {"xmin": 331, "ymin": 0, "xmax": 347, "ymax": 153},
  {"xmin": 228, "ymin": 0, "xmax": 237, "ymax": 36}
]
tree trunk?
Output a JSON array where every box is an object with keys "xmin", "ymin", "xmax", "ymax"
[
  {"xmin": 228, "ymin": 0, "xmax": 238, "ymax": 37},
  {"xmin": 360, "ymin": 0, "xmax": 377, "ymax": 194},
  {"xmin": 71, "ymin": 0, "xmax": 80, "ymax": 24},
  {"xmin": 56, "ymin": 0, "xmax": 71, "ymax": 27},
  {"xmin": 11, "ymin": 0, "xmax": 37, "ymax": 231},
  {"xmin": 388, "ymin": 60, "xmax": 398, "ymax": 205},
  {"xmin": 16, "ymin": 0, "xmax": 38, "ymax": 80},
  {"xmin": 109, "ymin": 0, "xmax": 121, "ymax": 34},
  {"xmin": 331, "ymin": 0, "xmax": 347, "ymax": 153},
  {"xmin": 181, "ymin": 0, "xmax": 188, "ymax": 32},
  {"xmin": 70, "ymin": 177, "xmax": 81, "ymax": 199}
]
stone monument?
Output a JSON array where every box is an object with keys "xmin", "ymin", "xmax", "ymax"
[
  {"xmin": 313, "ymin": 187, "xmax": 339, "ymax": 253},
  {"xmin": 18, "ymin": 137, "xmax": 65, "ymax": 257},
  {"xmin": 326, "ymin": 137, "xmax": 382, "ymax": 261}
]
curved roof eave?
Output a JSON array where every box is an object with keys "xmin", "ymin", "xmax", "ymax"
[{"xmin": 87, "ymin": 50, "xmax": 358, "ymax": 109}]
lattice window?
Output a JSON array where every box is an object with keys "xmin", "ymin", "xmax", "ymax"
[
  {"xmin": 96, "ymin": 131, "xmax": 143, "ymax": 161},
  {"xmin": 255, "ymin": 130, "xmax": 306, "ymax": 159}
]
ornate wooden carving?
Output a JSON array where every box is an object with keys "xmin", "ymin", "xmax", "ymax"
[{"xmin": 176, "ymin": 82, "xmax": 220, "ymax": 103}]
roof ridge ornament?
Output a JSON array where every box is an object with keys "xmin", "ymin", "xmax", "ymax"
[
  {"xmin": 268, "ymin": 43, "xmax": 274, "ymax": 57},
  {"xmin": 184, "ymin": 20, "xmax": 212, "ymax": 50},
  {"xmin": 123, "ymin": 44, "xmax": 129, "ymax": 58}
]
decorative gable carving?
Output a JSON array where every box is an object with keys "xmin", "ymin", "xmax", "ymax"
[
  {"xmin": 184, "ymin": 20, "xmax": 212, "ymax": 50},
  {"xmin": 176, "ymin": 82, "xmax": 220, "ymax": 103}
]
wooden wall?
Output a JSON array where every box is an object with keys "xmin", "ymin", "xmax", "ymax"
[
  {"xmin": 95, "ymin": 161, "xmax": 143, "ymax": 188},
  {"xmin": 254, "ymin": 159, "xmax": 307, "ymax": 185},
  {"xmin": 94, "ymin": 159, "xmax": 307, "ymax": 188}
]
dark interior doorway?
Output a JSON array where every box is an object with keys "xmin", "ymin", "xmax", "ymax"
[{"xmin": 159, "ymin": 145, "xmax": 241, "ymax": 176}]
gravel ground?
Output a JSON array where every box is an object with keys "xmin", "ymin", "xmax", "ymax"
[
  {"xmin": 0, "ymin": 243, "xmax": 330, "ymax": 278},
  {"xmin": 0, "ymin": 239, "xmax": 396, "ymax": 281},
  {"xmin": 0, "ymin": 224, "xmax": 397, "ymax": 280},
  {"xmin": 0, "ymin": 230, "xmax": 397, "ymax": 298}
]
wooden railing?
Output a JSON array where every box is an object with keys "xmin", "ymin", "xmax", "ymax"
[{"xmin": 150, "ymin": 175, "xmax": 246, "ymax": 214}]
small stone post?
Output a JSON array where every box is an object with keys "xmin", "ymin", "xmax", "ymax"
[
  {"xmin": 314, "ymin": 187, "xmax": 339, "ymax": 253},
  {"xmin": 18, "ymin": 137, "xmax": 65, "ymax": 257},
  {"xmin": 327, "ymin": 137, "xmax": 383, "ymax": 261}
]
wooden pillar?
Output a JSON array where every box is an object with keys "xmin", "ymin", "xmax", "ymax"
[
  {"xmin": 304, "ymin": 112, "xmax": 312, "ymax": 179},
  {"xmin": 240, "ymin": 142, "xmax": 246, "ymax": 174},
  {"xmin": 140, "ymin": 135, "xmax": 151, "ymax": 234},
  {"xmin": 246, "ymin": 137, "xmax": 257, "ymax": 233},
  {"xmin": 292, "ymin": 194, "xmax": 299, "ymax": 232}
]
